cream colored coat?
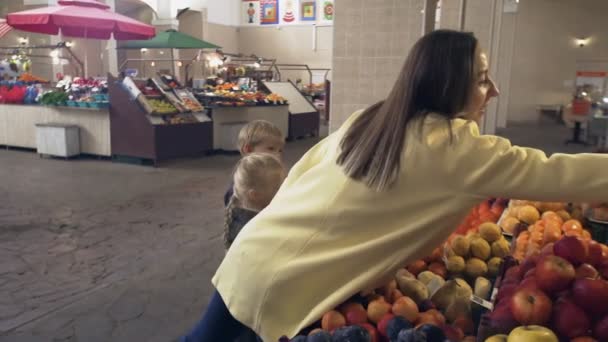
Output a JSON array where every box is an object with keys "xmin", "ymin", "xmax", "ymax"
[{"xmin": 213, "ymin": 111, "xmax": 608, "ymax": 341}]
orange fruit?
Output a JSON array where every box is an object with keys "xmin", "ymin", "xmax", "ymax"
[
  {"xmin": 543, "ymin": 224, "xmax": 562, "ymax": 244},
  {"xmin": 565, "ymin": 229, "xmax": 583, "ymax": 238},
  {"xmin": 582, "ymin": 229, "xmax": 592, "ymax": 240},
  {"xmin": 562, "ymin": 219, "xmax": 583, "ymax": 233},
  {"xmin": 541, "ymin": 211, "xmax": 563, "ymax": 225},
  {"xmin": 392, "ymin": 296, "xmax": 419, "ymax": 323}
]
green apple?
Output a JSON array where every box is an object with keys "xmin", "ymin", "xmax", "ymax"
[
  {"xmin": 507, "ymin": 325, "xmax": 558, "ymax": 342},
  {"xmin": 485, "ymin": 334, "xmax": 508, "ymax": 342}
]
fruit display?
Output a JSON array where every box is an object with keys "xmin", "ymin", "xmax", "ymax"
[
  {"xmin": 148, "ymin": 99, "xmax": 177, "ymax": 114},
  {"xmin": 289, "ymin": 266, "xmax": 479, "ymax": 342},
  {"xmin": 181, "ymin": 97, "xmax": 204, "ymax": 112},
  {"xmin": 196, "ymin": 85, "xmax": 288, "ymax": 107},
  {"xmin": 18, "ymin": 72, "xmax": 48, "ymax": 83},
  {"xmin": 501, "ymin": 201, "xmax": 595, "ymax": 261},
  {"xmin": 480, "ymin": 201, "xmax": 608, "ymax": 341}
]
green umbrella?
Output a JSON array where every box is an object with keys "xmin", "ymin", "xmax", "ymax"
[{"xmin": 119, "ymin": 29, "xmax": 221, "ymax": 49}]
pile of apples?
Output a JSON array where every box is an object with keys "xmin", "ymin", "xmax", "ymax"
[{"xmin": 486, "ymin": 234, "xmax": 608, "ymax": 341}]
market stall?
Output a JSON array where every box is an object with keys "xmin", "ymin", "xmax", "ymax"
[
  {"xmin": 108, "ymin": 74, "xmax": 212, "ymax": 165},
  {"xmin": 0, "ymin": 53, "xmax": 111, "ymax": 156}
]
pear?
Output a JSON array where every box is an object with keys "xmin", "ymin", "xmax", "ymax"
[
  {"xmin": 396, "ymin": 277, "xmax": 429, "ymax": 305},
  {"xmin": 445, "ymin": 296, "xmax": 472, "ymax": 323},
  {"xmin": 430, "ymin": 280, "xmax": 460, "ymax": 311},
  {"xmin": 474, "ymin": 276, "xmax": 492, "ymax": 300}
]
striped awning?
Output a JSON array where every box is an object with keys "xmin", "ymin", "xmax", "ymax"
[{"xmin": 0, "ymin": 19, "xmax": 12, "ymax": 39}]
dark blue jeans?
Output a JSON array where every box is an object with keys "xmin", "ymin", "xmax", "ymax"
[{"xmin": 181, "ymin": 290, "xmax": 261, "ymax": 342}]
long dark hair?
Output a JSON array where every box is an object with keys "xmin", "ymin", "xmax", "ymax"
[{"xmin": 337, "ymin": 30, "xmax": 478, "ymax": 191}]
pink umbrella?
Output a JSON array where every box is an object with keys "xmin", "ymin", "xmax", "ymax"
[{"xmin": 6, "ymin": 0, "xmax": 155, "ymax": 40}]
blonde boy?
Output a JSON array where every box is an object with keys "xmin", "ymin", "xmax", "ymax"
[{"xmin": 224, "ymin": 120, "xmax": 284, "ymax": 206}]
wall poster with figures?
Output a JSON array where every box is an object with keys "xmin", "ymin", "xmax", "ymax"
[
  {"xmin": 281, "ymin": 0, "xmax": 299, "ymax": 24},
  {"xmin": 321, "ymin": 0, "xmax": 334, "ymax": 22},
  {"xmin": 260, "ymin": 0, "xmax": 280, "ymax": 25},
  {"xmin": 300, "ymin": 0, "xmax": 316, "ymax": 21},
  {"xmin": 241, "ymin": 0, "xmax": 260, "ymax": 25}
]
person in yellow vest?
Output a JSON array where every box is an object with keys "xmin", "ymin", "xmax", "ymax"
[{"xmin": 183, "ymin": 29, "xmax": 608, "ymax": 342}]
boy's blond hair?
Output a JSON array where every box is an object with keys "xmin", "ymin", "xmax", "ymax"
[{"xmin": 237, "ymin": 120, "xmax": 283, "ymax": 154}]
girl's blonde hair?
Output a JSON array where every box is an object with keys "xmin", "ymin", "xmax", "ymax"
[
  {"xmin": 224, "ymin": 153, "xmax": 285, "ymax": 248},
  {"xmin": 237, "ymin": 120, "xmax": 283, "ymax": 153}
]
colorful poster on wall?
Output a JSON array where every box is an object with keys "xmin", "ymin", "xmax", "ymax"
[
  {"xmin": 321, "ymin": 0, "xmax": 334, "ymax": 21},
  {"xmin": 300, "ymin": 0, "xmax": 316, "ymax": 21},
  {"xmin": 281, "ymin": 0, "xmax": 299, "ymax": 24},
  {"xmin": 241, "ymin": 0, "xmax": 260, "ymax": 25},
  {"xmin": 261, "ymin": 0, "xmax": 279, "ymax": 25}
]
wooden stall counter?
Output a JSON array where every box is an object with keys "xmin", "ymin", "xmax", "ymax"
[{"xmin": 0, "ymin": 104, "xmax": 110, "ymax": 156}]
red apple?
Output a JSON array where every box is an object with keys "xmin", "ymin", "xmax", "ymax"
[
  {"xmin": 488, "ymin": 303, "xmax": 519, "ymax": 334},
  {"xmin": 503, "ymin": 266, "xmax": 522, "ymax": 285},
  {"xmin": 519, "ymin": 255, "xmax": 539, "ymax": 278},
  {"xmin": 495, "ymin": 284, "xmax": 518, "ymax": 305},
  {"xmin": 428, "ymin": 262, "xmax": 448, "ymax": 279},
  {"xmin": 554, "ymin": 236, "xmax": 589, "ymax": 266},
  {"xmin": 523, "ymin": 268, "xmax": 536, "ymax": 279},
  {"xmin": 406, "ymin": 260, "xmax": 427, "ymax": 276},
  {"xmin": 377, "ymin": 313, "xmax": 395, "ymax": 338},
  {"xmin": 552, "ymin": 299, "xmax": 591, "ymax": 339},
  {"xmin": 540, "ymin": 242, "xmax": 555, "ymax": 256},
  {"xmin": 535, "ymin": 255, "xmax": 576, "ymax": 294},
  {"xmin": 360, "ymin": 323, "xmax": 379, "ymax": 342},
  {"xmin": 588, "ymin": 241, "xmax": 604, "ymax": 267},
  {"xmin": 452, "ymin": 316, "xmax": 475, "ymax": 336},
  {"xmin": 594, "ymin": 316, "xmax": 608, "ymax": 342},
  {"xmin": 520, "ymin": 276, "xmax": 539, "ymax": 290},
  {"xmin": 572, "ymin": 278, "xmax": 608, "ymax": 316},
  {"xmin": 576, "ymin": 263, "xmax": 600, "ymax": 279},
  {"xmin": 441, "ymin": 324, "xmax": 464, "ymax": 342},
  {"xmin": 510, "ymin": 288, "xmax": 552, "ymax": 325},
  {"xmin": 340, "ymin": 302, "xmax": 368, "ymax": 325}
]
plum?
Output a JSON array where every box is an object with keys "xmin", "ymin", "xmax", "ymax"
[
  {"xmin": 417, "ymin": 324, "xmax": 445, "ymax": 342},
  {"xmin": 290, "ymin": 335, "xmax": 307, "ymax": 342},
  {"xmin": 386, "ymin": 316, "xmax": 413, "ymax": 341},
  {"xmin": 331, "ymin": 325, "xmax": 371, "ymax": 342},
  {"xmin": 307, "ymin": 330, "xmax": 332, "ymax": 342},
  {"xmin": 397, "ymin": 328, "xmax": 426, "ymax": 342}
]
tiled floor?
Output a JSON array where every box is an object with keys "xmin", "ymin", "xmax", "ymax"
[{"xmin": 0, "ymin": 120, "xmax": 597, "ymax": 341}]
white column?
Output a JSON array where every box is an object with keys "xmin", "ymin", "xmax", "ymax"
[
  {"xmin": 422, "ymin": 0, "xmax": 438, "ymax": 35},
  {"xmin": 104, "ymin": 0, "xmax": 118, "ymax": 76}
]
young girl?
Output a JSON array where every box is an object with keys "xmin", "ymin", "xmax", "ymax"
[
  {"xmin": 182, "ymin": 153, "xmax": 285, "ymax": 342},
  {"xmin": 224, "ymin": 120, "xmax": 285, "ymax": 207},
  {"xmin": 223, "ymin": 152, "xmax": 286, "ymax": 249},
  {"xmin": 191, "ymin": 30, "xmax": 608, "ymax": 342}
]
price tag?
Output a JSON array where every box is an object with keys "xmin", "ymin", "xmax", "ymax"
[
  {"xmin": 490, "ymin": 287, "xmax": 499, "ymax": 302},
  {"xmin": 470, "ymin": 294, "xmax": 494, "ymax": 311}
]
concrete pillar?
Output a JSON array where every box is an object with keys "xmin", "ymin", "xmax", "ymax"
[{"xmin": 329, "ymin": 0, "xmax": 425, "ymax": 131}]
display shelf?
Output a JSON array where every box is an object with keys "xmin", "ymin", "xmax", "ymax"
[{"xmin": 108, "ymin": 74, "xmax": 212, "ymax": 166}]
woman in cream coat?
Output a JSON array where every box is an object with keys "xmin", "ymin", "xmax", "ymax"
[{"xmin": 183, "ymin": 30, "xmax": 608, "ymax": 342}]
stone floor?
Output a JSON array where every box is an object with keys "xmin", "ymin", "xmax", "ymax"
[
  {"xmin": 0, "ymin": 136, "xmax": 322, "ymax": 342},
  {"xmin": 0, "ymin": 119, "xmax": 596, "ymax": 342}
]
